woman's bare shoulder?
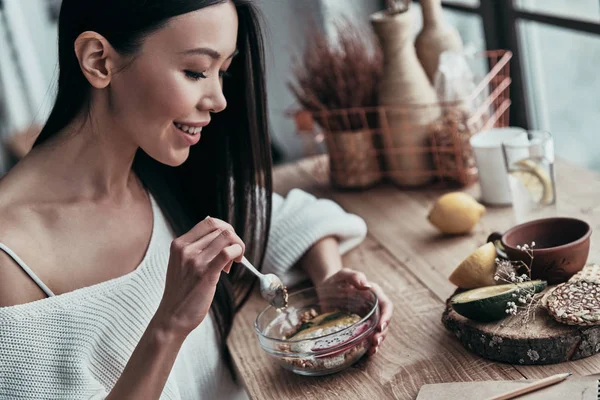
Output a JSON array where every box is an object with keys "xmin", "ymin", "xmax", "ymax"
[
  {"xmin": 0, "ymin": 226, "xmax": 49, "ymax": 307},
  {"xmin": 0, "ymin": 251, "xmax": 48, "ymax": 307},
  {"xmin": 0, "ymin": 174, "xmax": 53, "ymax": 307}
]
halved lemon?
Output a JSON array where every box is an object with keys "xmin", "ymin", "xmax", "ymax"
[
  {"xmin": 509, "ymin": 159, "xmax": 554, "ymax": 205},
  {"xmin": 449, "ymin": 242, "xmax": 498, "ymax": 289}
]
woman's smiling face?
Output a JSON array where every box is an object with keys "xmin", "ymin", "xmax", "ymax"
[{"xmin": 107, "ymin": 1, "xmax": 238, "ymax": 166}]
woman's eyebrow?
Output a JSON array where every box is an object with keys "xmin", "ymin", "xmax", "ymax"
[{"xmin": 180, "ymin": 47, "xmax": 239, "ymax": 60}]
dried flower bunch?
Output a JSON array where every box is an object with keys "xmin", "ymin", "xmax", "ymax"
[
  {"xmin": 430, "ymin": 107, "xmax": 481, "ymax": 185},
  {"xmin": 493, "ymin": 242, "xmax": 542, "ymax": 321},
  {"xmin": 288, "ymin": 19, "xmax": 383, "ymax": 132}
]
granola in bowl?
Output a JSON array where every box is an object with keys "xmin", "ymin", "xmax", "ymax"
[{"xmin": 254, "ymin": 286, "xmax": 379, "ymax": 376}]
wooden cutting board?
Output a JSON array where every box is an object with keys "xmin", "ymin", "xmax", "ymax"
[{"xmin": 442, "ymin": 287, "xmax": 600, "ymax": 365}]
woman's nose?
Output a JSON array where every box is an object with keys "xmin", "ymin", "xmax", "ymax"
[{"xmin": 199, "ymin": 78, "xmax": 227, "ymax": 113}]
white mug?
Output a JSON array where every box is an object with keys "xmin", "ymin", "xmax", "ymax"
[{"xmin": 470, "ymin": 127, "xmax": 528, "ymax": 205}]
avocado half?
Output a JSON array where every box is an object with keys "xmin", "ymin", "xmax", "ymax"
[{"xmin": 451, "ymin": 280, "xmax": 547, "ymax": 322}]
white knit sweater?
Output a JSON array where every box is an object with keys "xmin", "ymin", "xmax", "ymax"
[{"xmin": 0, "ymin": 189, "xmax": 367, "ymax": 399}]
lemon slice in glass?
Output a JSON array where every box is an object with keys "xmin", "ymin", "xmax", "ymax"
[{"xmin": 509, "ymin": 159, "xmax": 553, "ymax": 205}]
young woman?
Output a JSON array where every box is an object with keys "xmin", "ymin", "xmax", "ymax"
[{"xmin": 0, "ymin": 1, "xmax": 392, "ymax": 398}]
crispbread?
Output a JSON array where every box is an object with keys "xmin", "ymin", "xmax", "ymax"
[
  {"xmin": 569, "ymin": 263, "xmax": 600, "ymax": 284},
  {"xmin": 545, "ymin": 264, "xmax": 600, "ymax": 325}
]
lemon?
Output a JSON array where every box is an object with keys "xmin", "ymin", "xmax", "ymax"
[
  {"xmin": 427, "ymin": 192, "xmax": 486, "ymax": 234},
  {"xmin": 449, "ymin": 242, "xmax": 498, "ymax": 289},
  {"xmin": 509, "ymin": 159, "xmax": 553, "ymax": 205}
]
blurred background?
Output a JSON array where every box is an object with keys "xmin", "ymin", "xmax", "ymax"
[{"xmin": 0, "ymin": 0, "xmax": 599, "ymax": 175}]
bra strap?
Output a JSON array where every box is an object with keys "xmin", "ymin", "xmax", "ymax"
[{"xmin": 0, "ymin": 242, "xmax": 55, "ymax": 297}]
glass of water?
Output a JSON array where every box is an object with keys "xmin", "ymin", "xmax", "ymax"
[{"xmin": 502, "ymin": 131, "xmax": 557, "ymax": 223}]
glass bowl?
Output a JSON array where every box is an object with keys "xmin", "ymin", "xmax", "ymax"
[{"xmin": 254, "ymin": 285, "xmax": 379, "ymax": 376}]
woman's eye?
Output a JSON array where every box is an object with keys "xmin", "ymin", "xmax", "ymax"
[{"xmin": 184, "ymin": 70, "xmax": 207, "ymax": 81}]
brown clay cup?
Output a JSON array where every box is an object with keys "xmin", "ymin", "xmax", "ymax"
[{"xmin": 487, "ymin": 217, "xmax": 592, "ymax": 285}]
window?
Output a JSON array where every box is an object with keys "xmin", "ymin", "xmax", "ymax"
[
  {"xmin": 515, "ymin": 0, "xmax": 600, "ymax": 24},
  {"xmin": 424, "ymin": 0, "xmax": 600, "ymax": 171}
]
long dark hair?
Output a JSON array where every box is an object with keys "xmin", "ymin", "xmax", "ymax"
[{"xmin": 34, "ymin": 0, "xmax": 272, "ymax": 356}]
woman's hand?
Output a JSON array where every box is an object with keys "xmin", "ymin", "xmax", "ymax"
[
  {"xmin": 154, "ymin": 217, "xmax": 245, "ymax": 339},
  {"xmin": 319, "ymin": 268, "xmax": 393, "ymax": 355},
  {"xmin": 107, "ymin": 217, "xmax": 245, "ymax": 399}
]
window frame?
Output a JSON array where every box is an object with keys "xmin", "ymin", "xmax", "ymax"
[{"xmin": 389, "ymin": 0, "xmax": 600, "ymax": 129}]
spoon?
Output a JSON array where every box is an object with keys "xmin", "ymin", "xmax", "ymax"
[{"xmin": 240, "ymin": 256, "xmax": 288, "ymax": 308}]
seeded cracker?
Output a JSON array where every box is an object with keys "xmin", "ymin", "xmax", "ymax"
[{"xmin": 546, "ymin": 264, "xmax": 600, "ymax": 325}]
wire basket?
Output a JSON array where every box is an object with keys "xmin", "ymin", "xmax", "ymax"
[{"xmin": 288, "ymin": 50, "xmax": 512, "ymax": 190}]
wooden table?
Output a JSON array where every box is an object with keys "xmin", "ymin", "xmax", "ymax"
[{"xmin": 228, "ymin": 155, "xmax": 600, "ymax": 400}]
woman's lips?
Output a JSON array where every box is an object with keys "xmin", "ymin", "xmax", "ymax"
[
  {"xmin": 174, "ymin": 122, "xmax": 201, "ymax": 145},
  {"xmin": 174, "ymin": 122, "xmax": 203, "ymax": 135}
]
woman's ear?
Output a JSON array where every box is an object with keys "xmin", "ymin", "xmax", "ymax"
[{"xmin": 74, "ymin": 31, "xmax": 117, "ymax": 89}]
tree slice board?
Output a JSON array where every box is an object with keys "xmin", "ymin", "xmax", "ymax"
[{"xmin": 442, "ymin": 288, "xmax": 600, "ymax": 365}]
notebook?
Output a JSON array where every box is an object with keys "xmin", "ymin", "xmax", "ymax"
[{"xmin": 416, "ymin": 373, "xmax": 600, "ymax": 400}]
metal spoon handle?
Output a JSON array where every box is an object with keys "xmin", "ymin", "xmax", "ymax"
[{"xmin": 240, "ymin": 256, "xmax": 263, "ymax": 278}]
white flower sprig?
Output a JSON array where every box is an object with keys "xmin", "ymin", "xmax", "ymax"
[{"xmin": 492, "ymin": 242, "xmax": 541, "ymax": 322}]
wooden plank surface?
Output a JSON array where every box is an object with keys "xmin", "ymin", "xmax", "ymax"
[
  {"xmin": 228, "ymin": 155, "xmax": 600, "ymax": 399},
  {"xmin": 229, "ymin": 159, "xmax": 523, "ymax": 400},
  {"xmin": 292, "ymin": 157, "xmax": 600, "ymax": 378},
  {"xmin": 229, "ymin": 237, "xmax": 523, "ymax": 400},
  {"xmin": 294, "ymin": 157, "xmax": 600, "ymax": 378}
]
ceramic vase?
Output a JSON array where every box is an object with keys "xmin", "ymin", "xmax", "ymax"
[
  {"xmin": 370, "ymin": 8, "xmax": 440, "ymax": 186},
  {"xmin": 415, "ymin": 0, "xmax": 464, "ymax": 84}
]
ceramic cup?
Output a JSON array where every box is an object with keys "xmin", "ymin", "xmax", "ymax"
[
  {"xmin": 470, "ymin": 127, "xmax": 528, "ymax": 205},
  {"xmin": 487, "ymin": 217, "xmax": 592, "ymax": 284}
]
